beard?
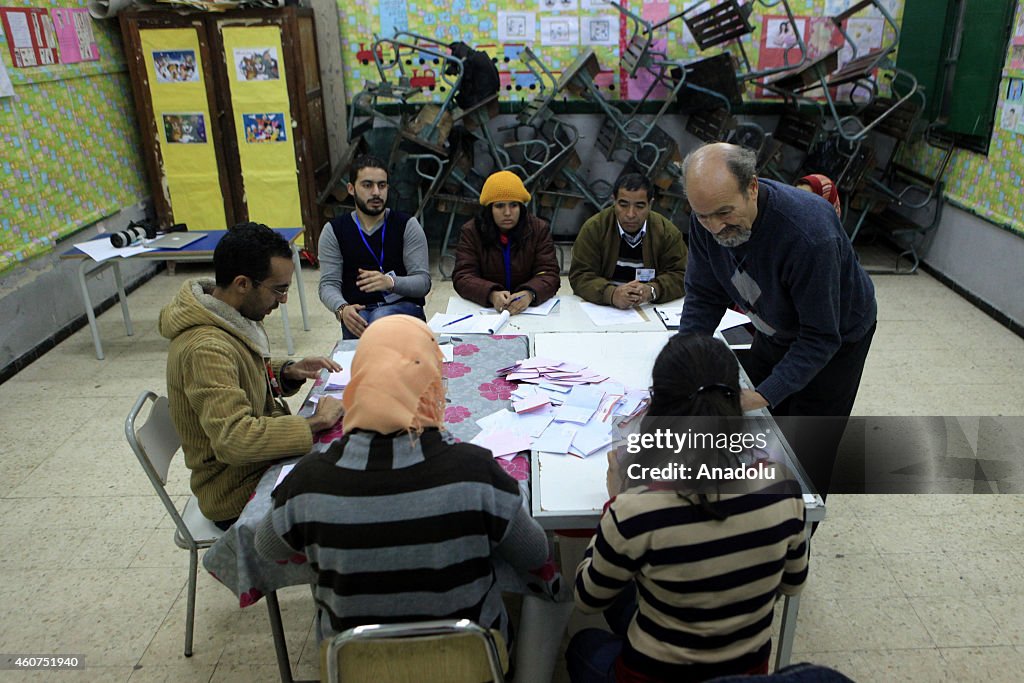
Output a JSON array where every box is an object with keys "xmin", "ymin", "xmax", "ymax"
[
  {"xmin": 355, "ymin": 194, "xmax": 385, "ymax": 216},
  {"xmin": 713, "ymin": 226, "xmax": 752, "ymax": 247}
]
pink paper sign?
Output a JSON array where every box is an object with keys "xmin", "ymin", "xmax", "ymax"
[{"xmin": 51, "ymin": 8, "xmax": 98, "ymax": 64}]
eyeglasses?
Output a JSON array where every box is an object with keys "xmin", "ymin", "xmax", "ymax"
[{"xmin": 253, "ymin": 279, "xmax": 290, "ymax": 299}]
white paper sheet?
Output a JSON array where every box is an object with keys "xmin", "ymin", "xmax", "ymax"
[
  {"xmin": 520, "ymin": 297, "xmax": 560, "ymax": 316},
  {"xmin": 579, "ymin": 302, "xmax": 646, "ymax": 326},
  {"xmin": 570, "ymin": 421, "xmax": 613, "ymax": 457},
  {"xmin": 273, "ymin": 463, "xmax": 295, "ymax": 489},
  {"xmin": 716, "ymin": 308, "xmax": 752, "ymax": 333},
  {"xmin": 75, "ymin": 239, "xmax": 157, "ymax": 262},
  {"xmin": 331, "ymin": 348, "xmax": 355, "ymax": 365},
  {"xmin": 497, "ymin": 11, "xmax": 536, "ymax": 42},
  {"xmin": 581, "ymin": 15, "xmax": 619, "ymax": 46},
  {"xmin": 428, "ymin": 310, "xmax": 511, "ymax": 334},
  {"xmin": 540, "ymin": 16, "xmax": 579, "ymax": 46},
  {"xmin": 533, "ymin": 424, "xmax": 576, "ymax": 453}
]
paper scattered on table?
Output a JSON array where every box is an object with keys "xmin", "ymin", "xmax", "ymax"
[
  {"xmin": 569, "ymin": 421, "xmax": 614, "ymax": 457},
  {"xmin": 331, "ymin": 349, "xmax": 356, "ymax": 367},
  {"xmin": 520, "ymin": 296, "xmax": 560, "ymax": 316},
  {"xmin": 441, "ymin": 343, "xmax": 454, "ymax": 362},
  {"xmin": 512, "ymin": 393, "xmax": 550, "ymax": 413},
  {"xmin": 654, "ymin": 299, "xmax": 685, "ymax": 330},
  {"xmin": 427, "ymin": 310, "xmax": 511, "ymax": 334},
  {"xmin": 325, "ymin": 368, "xmax": 351, "ymax": 389},
  {"xmin": 716, "ymin": 308, "xmax": 752, "ymax": 333},
  {"xmin": 471, "ymin": 429, "xmax": 534, "ymax": 459},
  {"xmin": 579, "ymin": 301, "xmax": 647, "ymax": 326},
  {"xmin": 466, "ymin": 356, "xmax": 650, "ymax": 458},
  {"xmin": 273, "ymin": 463, "xmax": 295, "ymax": 489},
  {"xmin": 309, "ymin": 391, "xmax": 344, "ymax": 403},
  {"xmin": 533, "ymin": 424, "xmax": 576, "ymax": 453},
  {"xmin": 75, "ymin": 239, "xmax": 157, "ymax": 262}
]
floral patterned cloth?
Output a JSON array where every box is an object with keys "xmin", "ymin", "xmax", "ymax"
[{"xmin": 203, "ymin": 334, "xmax": 550, "ymax": 606}]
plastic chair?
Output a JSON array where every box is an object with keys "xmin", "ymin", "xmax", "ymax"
[
  {"xmin": 125, "ymin": 390, "xmax": 224, "ymax": 657},
  {"xmin": 323, "ymin": 619, "xmax": 508, "ymax": 683}
]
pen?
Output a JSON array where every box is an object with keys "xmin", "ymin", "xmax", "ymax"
[
  {"xmin": 442, "ymin": 313, "xmax": 473, "ymax": 327},
  {"xmin": 509, "ymin": 294, "xmax": 526, "ymax": 304}
]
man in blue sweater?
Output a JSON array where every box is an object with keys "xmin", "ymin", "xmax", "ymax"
[{"xmin": 677, "ymin": 143, "xmax": 877, "ymax": 496}]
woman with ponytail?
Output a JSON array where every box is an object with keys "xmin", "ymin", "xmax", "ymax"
[{"xmin": 567, "ymin": 335, "xmax": 809, "ymax": 683}]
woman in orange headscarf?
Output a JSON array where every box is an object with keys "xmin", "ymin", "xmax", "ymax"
[{"xmin": 256, "ymin": 315, "xmax": 549, "ymax": 652}]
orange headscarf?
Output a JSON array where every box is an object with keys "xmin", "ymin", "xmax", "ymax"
[{"xmin": 342, "ymin": 315, "xmax": 445, "ymax": 435}]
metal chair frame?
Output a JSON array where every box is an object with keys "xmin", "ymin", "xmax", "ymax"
[
  {"xmin": 325, "ymin": 619, "xmax": 506, "ymax": 683},
  {"xmin": 125, "ymin": 391, "xmax": 224, "ymax": 658},
  {"xmin": 680, "ymin": 0, "xmax": 809, "ymax": 82}
]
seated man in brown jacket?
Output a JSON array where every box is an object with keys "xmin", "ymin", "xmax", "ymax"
[
  {"xmin": 453, "ymin": 171, "xmax": 560, "ymax": 314},
  {"xmin": 159, "ymin": 223, "xmax": 344, "ymax": 529},
  {"xmin": 569, "ymin": 173, "xmax": 687, "ymax": 309}
]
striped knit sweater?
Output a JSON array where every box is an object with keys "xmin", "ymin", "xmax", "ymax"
[
  {"xmin": 255, "ymin": 428, "xmax": 550, "ymax": 644},
  {"xmin": 159, "ymin": 279, "xmax": 313, "ymax": 522},
  {"xmin": 575, "ymin": 473, "xmax": 808, "ymax": 680}
]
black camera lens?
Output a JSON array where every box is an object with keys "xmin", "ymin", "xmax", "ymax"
[{"xmin": 109, "ymin": 225, "xmax": 148, "ymax": 248}]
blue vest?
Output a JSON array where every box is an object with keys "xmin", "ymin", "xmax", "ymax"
[{"xmin": 329, "ymin": 210, "xmax": 424, "ymax": 307}]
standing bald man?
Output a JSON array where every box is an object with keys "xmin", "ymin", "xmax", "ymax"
[{"xmin": 677, "ymin": 143, "xmax": 876, "ymax": 496}]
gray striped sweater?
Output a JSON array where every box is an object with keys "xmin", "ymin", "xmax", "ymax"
[{"xmin": 255, "ymin": 428, "xmax": 549, "ymax": 643}]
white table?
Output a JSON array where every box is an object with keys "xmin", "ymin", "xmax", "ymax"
[
  {"xmin": 529, "ymin": 331, "xmax": 825, "ymax": 673},
  {"xmin": 444, "ymin": 293, "xmax": 674, "ymax": 335}
]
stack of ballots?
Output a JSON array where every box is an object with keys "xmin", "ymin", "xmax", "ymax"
[{"xmin": 471, "ymin": 358, "xmax": 649, "ymax": 459}]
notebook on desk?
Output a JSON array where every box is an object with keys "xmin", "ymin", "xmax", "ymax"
[{"xmin": 145, "ymin": 232, "xmax": 207, "ymax": 249}]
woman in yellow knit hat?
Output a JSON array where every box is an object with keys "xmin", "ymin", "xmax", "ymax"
[{"xmin": 452, "ymin": 170, "xmax": 560, "ymax": 314}]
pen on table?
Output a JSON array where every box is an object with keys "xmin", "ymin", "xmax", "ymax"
[{"xmin": 442, "ymin": 313, "xmax": 473, "ymax": 327}]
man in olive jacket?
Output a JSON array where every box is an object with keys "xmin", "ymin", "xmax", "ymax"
[
  {"xmin": 159, "ymin": 223, "xmax": 344, "ymax": 528},
  {"xmin": 569, "ymin": 173, "xmax": 687, "ymax": 308}
]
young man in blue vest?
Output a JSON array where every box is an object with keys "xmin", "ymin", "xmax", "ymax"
[{"xmin": 318, "ymin": 155, "xmax": 432, "ymax": 338}]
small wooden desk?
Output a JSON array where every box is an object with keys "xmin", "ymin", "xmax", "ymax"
[{"xmin": 60, "ymin": 228, "xmax": 310, "ymax": 359}]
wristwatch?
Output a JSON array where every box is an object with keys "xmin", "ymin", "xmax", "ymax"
[
  {"xmin": 648, "ymin": 285, "xmax": 657, "ymax": 302},
  {"xmin": 337, "ymin": 303, "xmax": 348, "ymax": 317}
]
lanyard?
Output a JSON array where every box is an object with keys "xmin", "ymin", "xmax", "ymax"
[
  {"xmin": 501, "ymin": 241, "xmax": 512, "ymax": 291},
  {"xmin": 353, "ymin": 212, "xmax": 386, "ymax": 271},
  {"xmin": 265, "ymin": 359, "xmax": 282, "ymax": 399}
]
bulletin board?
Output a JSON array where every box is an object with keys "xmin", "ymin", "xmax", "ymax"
[
  {"xmin": 139, "ymin": 27, "xmax": 227, "ymax": 230},
  {"xmin": 336, "ymin": 0, "xmax": 904, "ymax": 103},
  {"xmin": 0, "ymin": 0, "xmax": 146, "ymax": 274},
  {"xmin": 221, "ymin": 25, "xmax": 302, "ymax": 228}
]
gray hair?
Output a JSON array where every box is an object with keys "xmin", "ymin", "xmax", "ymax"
[{"xmin": 680, "ymin": 143, "xmax": 758, "ymax": 198}]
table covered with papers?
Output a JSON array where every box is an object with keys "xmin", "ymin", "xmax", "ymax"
[{"xmin": 202, "ymin": 334, "xmax": 546, "ymax": 605}]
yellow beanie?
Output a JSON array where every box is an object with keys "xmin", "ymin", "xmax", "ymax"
[{"xmin": 479, "ymin": 171, "xmax": 531, "ymax": 206}]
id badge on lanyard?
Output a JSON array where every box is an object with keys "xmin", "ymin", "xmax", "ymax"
[{"xmin": 355, "ymin": 212, "xmax": 403, "ymax": 304}]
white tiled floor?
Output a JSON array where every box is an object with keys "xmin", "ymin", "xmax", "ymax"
[{"xmin": 0, "ymin": 246, "xmax": 1022, "ymax": 682}]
